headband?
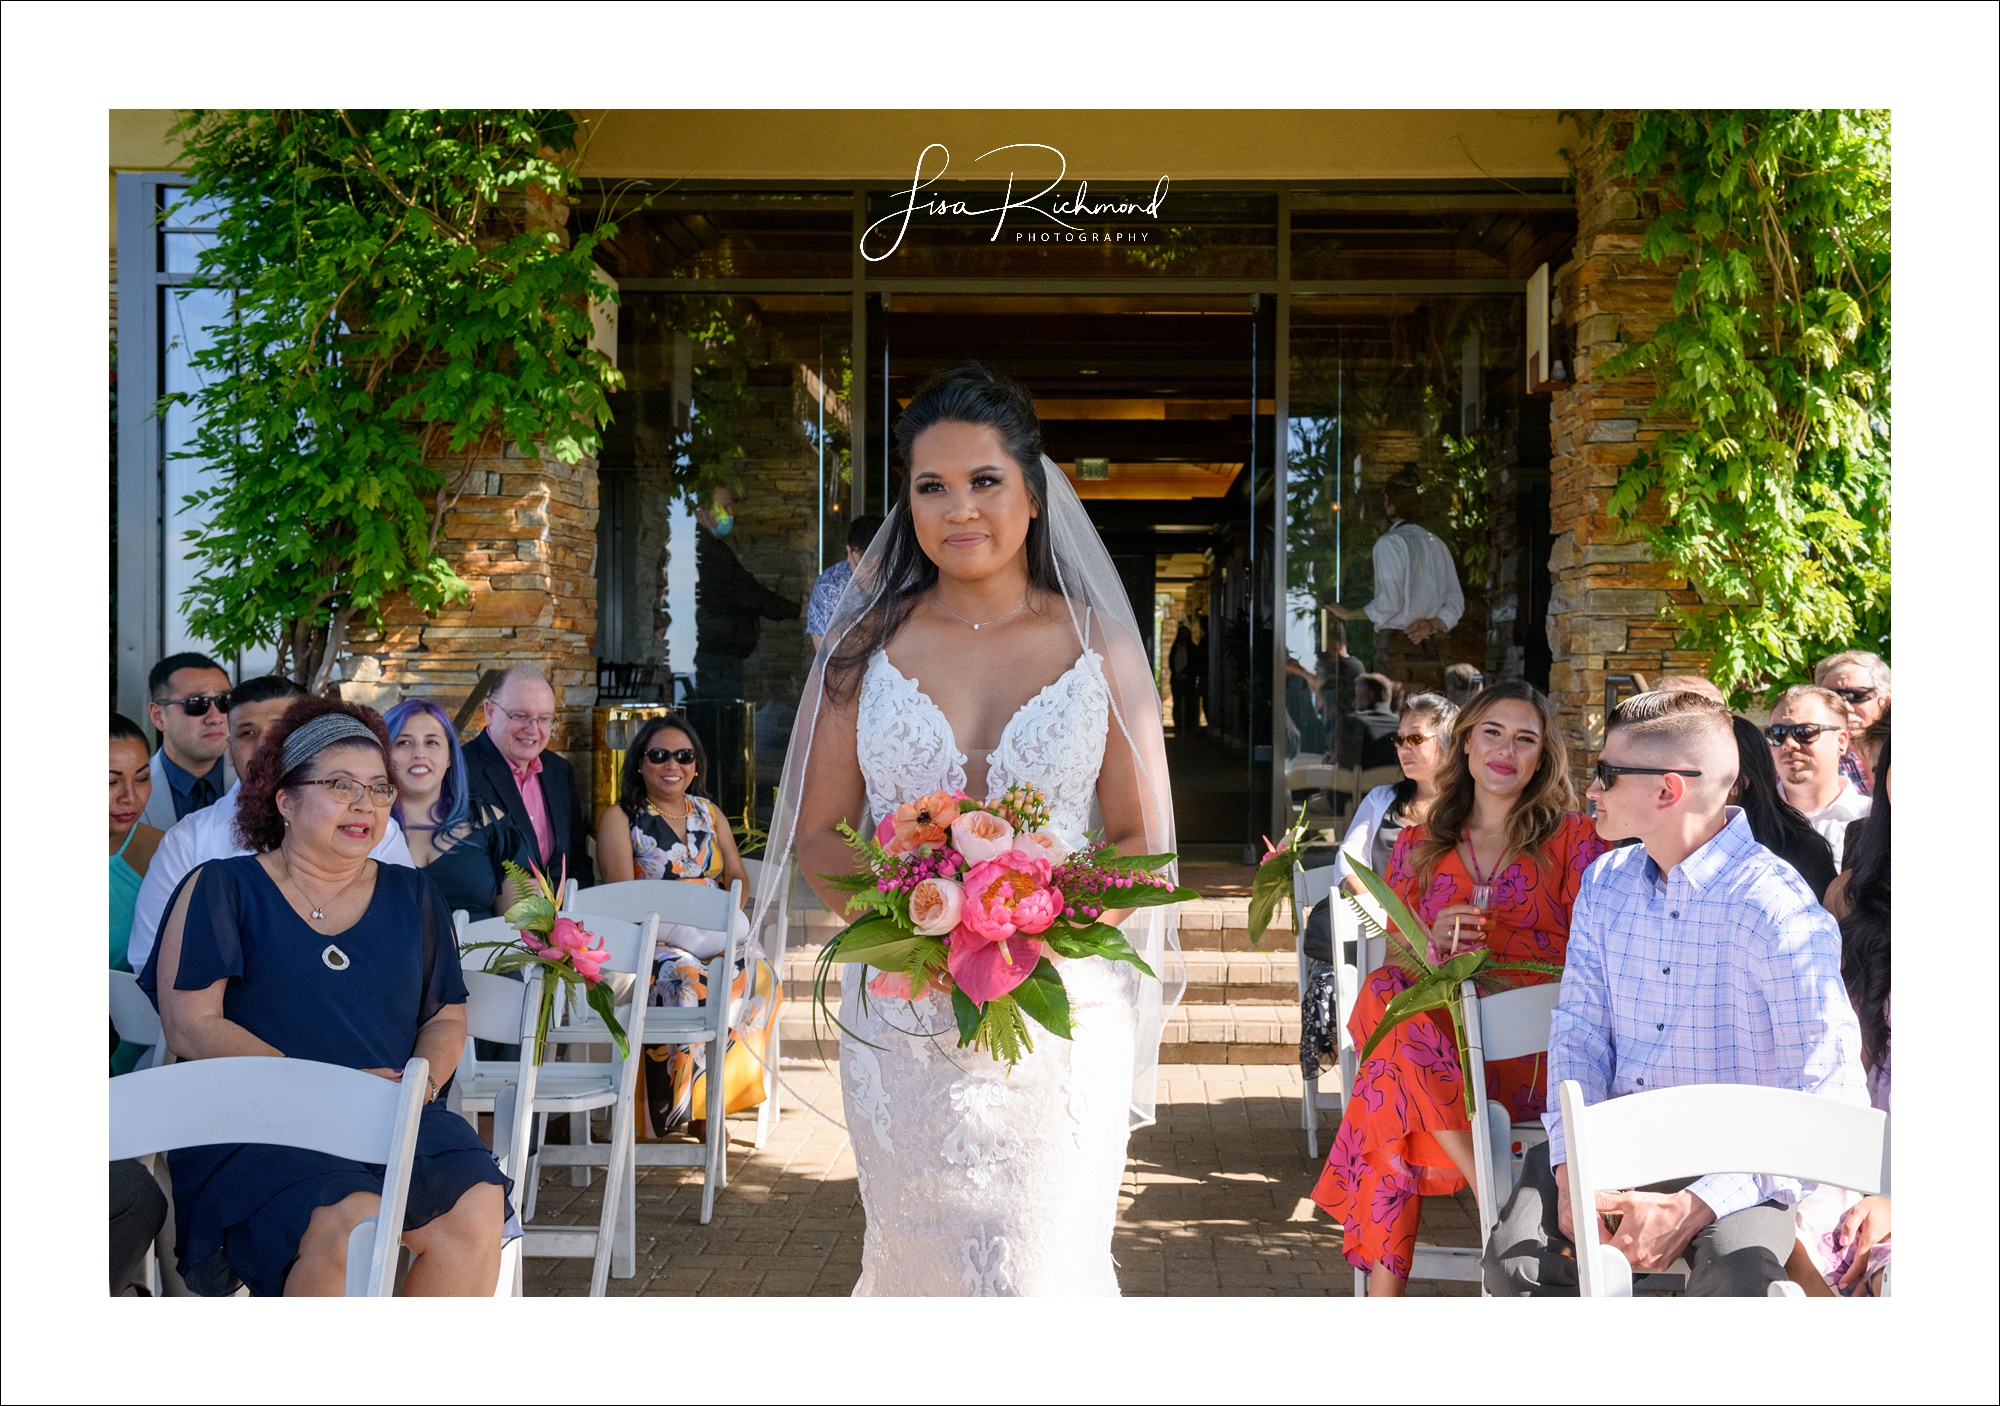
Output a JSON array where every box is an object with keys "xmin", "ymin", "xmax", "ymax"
[{"xmin": 280, "ymin": 713, "xmax": 382, "ymax": 776}]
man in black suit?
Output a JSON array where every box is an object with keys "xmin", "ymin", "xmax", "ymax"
[
  {"xmin": 463, "ymin": 665, "xmax": 595, "ymax": 888},
  {"xmin": 1335, "ymin": 671, "xmax": 1402, "ymax": 771}
]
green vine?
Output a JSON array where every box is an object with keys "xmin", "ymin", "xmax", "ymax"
[
  {"xmin": 165, "ymin": 109, "xmax": 624, "ymax": 691},
  {"xmin": 1597, "ymin": 110, "xmax": 1891, "ymax": 704}
]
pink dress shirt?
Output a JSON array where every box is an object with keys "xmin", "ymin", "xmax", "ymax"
[{"xmin": 510, "ymin": 753, "xmax": 556, "ymax": 866}]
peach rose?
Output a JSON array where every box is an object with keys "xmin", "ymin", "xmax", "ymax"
[
  {"xmin": 908, "ymin": 876, "xmax": 965, "ymax": 936},
  {"xmin": 1011, "ymin": 828, "xmax": 1072, "ymax": 864},
  {"xmin": 949, "ymin": 809, "xmax": 1015, "ymax": 865}
]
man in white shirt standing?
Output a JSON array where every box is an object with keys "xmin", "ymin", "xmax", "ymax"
[
  {"xmin": 1766, "ymin": 683, "xmax": 1872, "ymax": 870},
  {"xmin": 126, "ymin": 676, "xmax": 414, "ymax": 975},
  {"xmin": 1327, "ymin": 469, "xmax": 1465, "ymax": 691}
]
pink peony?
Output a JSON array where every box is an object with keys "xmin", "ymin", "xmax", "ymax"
[
  {"xmin": 946, "ymin": 851, "xmax": 1065, "ymax": 1004},
  {"xmin": 1011, "ymin": 828, "xmax": 1072, "ymax": 864},
  {"xmin": 949, "ymin": 809, "xmax": 1015, "ymax": 866},
  {"xmin": 908, "ymin": 876, "xmax": 965, "ymax": 936}
]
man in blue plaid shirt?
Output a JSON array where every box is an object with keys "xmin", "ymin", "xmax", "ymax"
[{"xmin": 1483, "ymin": 690, "xmax": 1867, "ymax": 1296}]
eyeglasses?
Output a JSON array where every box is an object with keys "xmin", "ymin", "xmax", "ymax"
[
  {"xmin": 490, "ymin": 702, "xmax": 556, "ymax": 730},
  {"xmin": 1828, "ymin": 686, "xmax": 1877, "ymax": 705},
  {"xmin": 161, "ymin": 692, "xmax": 231, "ymax": 717},
  {"xmin": 1765, "ymin": 722, "xmax": 1838, "ymax": 746},
  {"xmin": 294, "ymin": 778, "xmax": 400, "ymax": 806},
  {"xmin": 1392, "ymin": 733, "xmax": 1435, "ymax": 748},
  {"xmin": 644, "ymin": 747, "xmax": 698, "ymax": 766},
  {"xmin": 1592, "ymin": 760, "xmax": 1704, "ymax": 789}
]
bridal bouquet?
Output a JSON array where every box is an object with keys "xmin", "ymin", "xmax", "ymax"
[{"xmin": 814, "ymin": 783, "xmax": 1194, "ymax": 1069}]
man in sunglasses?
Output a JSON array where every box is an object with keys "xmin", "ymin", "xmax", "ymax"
[
  {"xmin": 1483, "ymin": 690, "xmax": 1866, "ymax": 1297},
  {"xmin": 137, "ymin": 652, "xmax": 236, "ymax": 830},
  {"xmin": 1813, "ymin": 651, "xmax": 1891, "ymax": 797},
  {"xmin": 1767, "ymin": 683, "xmax": 1872, "ymax": 869}
]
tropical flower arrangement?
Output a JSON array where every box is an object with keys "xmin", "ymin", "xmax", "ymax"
[
  {"xmin": 1248, "ymin": 824, "xmax": 1558, "ymax": 1117},
  {"xmin": 814, "ymin": 782, "xmax": 1194, "ymax": 1069},
  {"xmin": 462, "ymin": 859, "xmax": 630, "ymax": 1066}
]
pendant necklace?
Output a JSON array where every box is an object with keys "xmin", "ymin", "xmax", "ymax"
[
  {"xmin": 933, "ymin": 594, "xmax": 1028, "ymax": 631},
  {"xmin": 277, "ymin": 854, "xmax": 366, "ymax": 970}
]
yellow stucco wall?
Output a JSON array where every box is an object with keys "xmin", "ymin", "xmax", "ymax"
[{"xmin": 111, "ymin": 107, "xmax": 1573, "ymax": 248}]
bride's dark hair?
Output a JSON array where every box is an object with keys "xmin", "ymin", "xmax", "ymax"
[{"xmin": 821, "ymin": 364, "xmax": 1064, "ymax": 704}]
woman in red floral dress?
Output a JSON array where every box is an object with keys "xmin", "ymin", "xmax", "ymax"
[{"xmin": 1311, "ymin": 680, "xmax": 1605, "ymax": 1296}]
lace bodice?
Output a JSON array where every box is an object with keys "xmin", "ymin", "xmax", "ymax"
[{"xmin": 856, "ymin": 648, "xmax": 1110, "ymax": 832}]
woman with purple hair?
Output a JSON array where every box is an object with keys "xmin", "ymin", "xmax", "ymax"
[{"xmin": 385, "ymin": 699, "xmax": 537, "ymax": 917}]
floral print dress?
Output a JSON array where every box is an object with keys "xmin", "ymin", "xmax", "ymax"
[
  {"xmin": 628, "ymin": 797, "xmax": 781, "ymax": 1136},
  {"xmin": 1310, "ymin": 812, "xmax": 1605, "ymax": 1280}
]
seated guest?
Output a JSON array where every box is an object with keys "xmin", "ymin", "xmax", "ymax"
[
  {"xmin": 464, "ymin": 665, "xmax": 594, "ymax": 887},
  {"xmin": 806, "ymin": 513, "xmax": 884, "ymax": 653},
  {"xmin": 594, "ymin": 713, "xmax": 775, "ymax": 1138},
  {"xmin": 386, "ymin": 699, "xmax": 535, "ymax": 918},
  {"xmin": 1792, "ymin": 736, "xmax": 1891, "ymax": 1294},
  {"xmin": 111, "ymin": 714, "xmax": 164, "ymax": 973},
  {"xmin": 110, "ymin": 1157, "xmax": 169, "ymax": 1296},
  {"xmin": 1482, "ymin": 690, "xmax": 1867, "ymax": 1297},
  {"xmin": 139, "ymin": 651, "xmax": 236, "ymax": 829},
  {"xmin": 1768, "ymin": 684, "xmax": 1871, "ymax": 868},
  {"xmin": 1298, "ymin": 692, "xmax": 1457, "ymax": 1086},
  {"xmin": 1312, "ymin": 681, "xmax": 1606, "ymax": 1295},
  {"xmin": 1814, "ymin": 650, "xmax": 1890, "ymax": 796},
  {"xmin": 1654, "ymin": 673, "xmax": 1726, "ymax": 704},
  {"xmin": 1726, "ymin": 715, "xmax": 1837, "ymax": 903},
  {"xmin": 126, "ymin": 676, "xmax": 413, "ymax": 975},
  {"xmin": 1334, "ymin": 672, "xmax": 1401, "ymax": 771},
  {"xmin": 147, "ymin": 698, "xmax": 508, "ymax": 1296}
]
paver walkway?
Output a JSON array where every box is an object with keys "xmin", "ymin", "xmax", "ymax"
[{"xmin": 523, "ymin": 1059, "xmax": 1482, "ymax": 1296}]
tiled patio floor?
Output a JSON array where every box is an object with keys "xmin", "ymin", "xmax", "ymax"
[{"xmin": 523, "ymin": 1059, "xmax": 1482, "ymax": 1296}]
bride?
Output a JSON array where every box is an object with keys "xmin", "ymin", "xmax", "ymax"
[{"xmin": 754, "ymin": 364, "xmax": 1182, "ymax": 1296}]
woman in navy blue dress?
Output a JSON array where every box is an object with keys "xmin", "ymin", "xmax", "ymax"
[{"xmin": 151, "ymin": 699, "xmax": 509, "ymax": 1296}]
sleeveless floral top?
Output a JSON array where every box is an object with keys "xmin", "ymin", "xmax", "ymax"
[{"xmin": 628, "ymin": 795, "xmax": 725, "ymax": 884}]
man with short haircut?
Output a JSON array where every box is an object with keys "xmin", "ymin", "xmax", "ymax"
[
  {"xmin": 1443, "ymin": 662, "xmax": 1484, "ymax": 709},
  {"xmin": 1814, "ymin": 650, "xmax": 1891, "ymax": 796},
  {"xmin": 126, "ymin": 677, "xmax": 414, "ymax": 973},
  {"xmin": 1334, "ymin": 672, "xmax": 1401, "ymax": 771},
  {"xmin": 806, "ymin": 513, "xmax": 885, "ymax": 652},
  {"xmin": 139, "ymin": 652, "xmax": 236, "ymax": 829},
  {"xmin": 1482, "ymin": 691, "xmax": 1866, "ymax": 1297},
  {"xmin": 464, "ymin": 665, "xmax": 594, "ymax": 887},
  {"xmin": 1767, "ymin": 683, "xmax": 1871, "ymax": 868},
  {"xmin": 1653, "ymin": 673, "xmax": 1726, "ymax": 704}
]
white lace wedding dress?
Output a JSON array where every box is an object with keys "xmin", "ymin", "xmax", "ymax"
[{"xmin": 840, "ymin": 646, "xmax": 1140, "ymax": 1296}]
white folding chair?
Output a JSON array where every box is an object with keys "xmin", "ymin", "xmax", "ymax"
[
  {"xmin": 110, "ymin": 969, "xmax": 168, "ymax": 1072},
  {"xmin": 562, "ymin": 878, "xmax": 745, "ymax": 1224},
  {"xmin": 446, "ymin": 966, "xmax": 547, "ymax": 1296},
  {"xmin": 1347, "ymin": 977, "xmax": 1560, "ymax": 1295},
  {"xmin": 1559, "ymin": 1079, "xmax": 1891, "ymax": 1298},
  {"xmin": 738, "ymin": 856, "xmax": 787, "ymax": 1145},
  {"xmin": 1292, "ymin": 861, "xmax": 1345, "ymax": 1158},
  {"xmin": 109, "ymin": 1055, "xmax": 429, "ymax": 1296}
]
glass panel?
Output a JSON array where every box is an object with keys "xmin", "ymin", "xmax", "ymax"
[
  {"xmin": 162, "ymin": 230, "xmax": 216, "ymax": 274},
  {"xmin": 589, "ymin": 194, "xmax": 855, "ymax": 281},
  {"xmin": 862, "ymin": 190, "xmax": 1274, "ymax": 279},
  {"xmin": 596, "ymin": 292, "xmax": 851, "ymax": 829},
  {"xmin": 1288, "ymin": 292, "xmax": 1547, "ymax": 727},
  {"xmin": 1292, "ymin": 199, "xmax": 1575, "ymax": 283},
  {"xmin": 157, "ymin": 186, "xmax": 225, "ymax": 229}
]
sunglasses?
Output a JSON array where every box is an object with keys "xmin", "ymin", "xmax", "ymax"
[
  {"xmin": 1593, "ymin": 759, "xmax": 1703, "ymax": 788},
  {"xmin": 161, "ymin": 692, "xmax": 231, "ymax": 717},
  {"xmin": 1766, "ymin": 722, "xmax": 1838, "ymax": 746},
  {"xmin": 1828, "ymin": 686, "xmax": 1877, "ymax": 705},
  {"xmin": 1392, "ymin": 733, "xmax": 1435, "ymax": 748},
  {"xmin": 644, "ymin": 747, "xmax": 698, "ymax": 766}
]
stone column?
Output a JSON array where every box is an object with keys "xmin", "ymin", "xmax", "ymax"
[
  {"xmin": 1544, "ymin": 116, "xmax": 1710, "ymax": 777},
  {"xmin": 340, "ymin": 438, "xmax": 601, "ymax": 769}
]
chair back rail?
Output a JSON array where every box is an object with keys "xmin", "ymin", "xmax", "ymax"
[
  {"xmin": 561, "ymin": 877, "xmax": 738, "ymax": 935},
  {"xmin": 109, "ymin": 1055, "xmax": 428, "ymax": 1296},
  {"xmin": 110, "ymin": 969, "xmax": 166, "ymax": 1067}
]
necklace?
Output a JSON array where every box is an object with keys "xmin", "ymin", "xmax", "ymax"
[
  {"xmin": 932, "ymin": 594, "xmax": 1028, "ymax": 631},
  {"xmin": 276, "ymin": 853, "xmax": 367, "ymax": 923}
]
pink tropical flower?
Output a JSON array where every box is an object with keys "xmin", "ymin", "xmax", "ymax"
[
  {"xmin": 548, "ymin": 915, "xmax": 609, "ymax": 983},
  {"xmin": 946, "ymin": 852, "xmax": 1065, "ymax": 1004},
  {"xmin": 908, "ymin": 876, "xmax": 965, "ymax": 936},
  {"xmin": 949, "ymin": 810, "xmax": 1016, "ymax": 866}
]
